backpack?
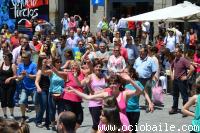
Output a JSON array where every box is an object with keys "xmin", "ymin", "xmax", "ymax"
[{"xmin": 152, "ymin": 80, "xmax": 164, "ymax": 105}]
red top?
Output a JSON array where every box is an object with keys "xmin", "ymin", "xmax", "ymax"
[
  {"xmin": 128, "ymin": 21, "xmax": 136, "ymax": 30},
  {"xmin": 10, "ymin": 36, "xmax": 19, "ymax": 48},
  {"xmin": 34, "ymin": 42, "xmax": 42, "ymax": 52},
  {"xmin": 156, "ymin": 40, "xmax": 164, "ymax": 52},
  {"xmin": 136, "ymin": 21, "xmax": 142, "ymax": 29},
  {"xmin": 194, "ymin": 53, "xmax": 200, "ymax": 73},
  {"xmin": 26, "ymin": 0, "xmax": 48, "ymax": 8}
]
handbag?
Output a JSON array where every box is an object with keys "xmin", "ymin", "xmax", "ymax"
[
  {"xmin": 187, "ymin": 73, "xmax": 196, "ymax": 85},
  {"xmin": 152, "ymin": 80, "xmax": 164, "ymax": 104}
]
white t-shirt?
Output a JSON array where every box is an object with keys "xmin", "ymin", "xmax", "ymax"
[
  {"xmin": 175, "ymin": 29, "xmax": 182, "ymax": 37},
  {"xmin": 0, "ymin": 50, "xmax": 3, "ymax": 65},
  {"xmin": 35, "ymin": 25, "xmax": 41, "ymax": 32},
  {"xmin": 142, "ymin": 21, "xmax": 150, "ymax": 32},
  {"xmin": 164, "ymin": 36, "xmax": 179, "ymax": 52}
]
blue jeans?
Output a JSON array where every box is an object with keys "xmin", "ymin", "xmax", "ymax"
[
  {"xmin": 19, "ymin": 89, "xmax": 36, "ymax": 105},
  {"xmin": 35, "ymin": 90, "xmax": 50, "ymax": 125},
  {"xmin": 48, "ymin": 93, "xmax": 64, "ymax": 122},
  {"xmin": 172, "ymin": 79, "xmax": 189, "ymax": 109},
  {"xmin": 118, "ymin": 28, "xmax": 126, "ymax": 37},
  {"xmin": 14, "ymin": 81, "xmax": 22, "ymax": 104}
]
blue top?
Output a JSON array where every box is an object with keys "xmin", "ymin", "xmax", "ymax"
[
  {"xmin": 191, "ymin": 94, "xmax": 200, "ymax": 132},
  {"xmin": 134, "ymin": 57, "xmax": 157, "ymax": 79},
  {"xmin": 49, "ymin": 72, "xmax": 64, "ymax": 94},
  {"xmin": 17, "ymin": 61, "xmax": 37, "ymax": 91},
  {"xmin": 125, "ymin": 44, "xmax": 139, "ymax": 64},
  {"xmin": 125, "ymin": 81, "xmax": 144, "ymax": 112},
  {"xmin": 72, "ymin": 46, "xmax": 86, "ymax": 59}
]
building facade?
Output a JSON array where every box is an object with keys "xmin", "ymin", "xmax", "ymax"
[{"xmin": 50, "ymin": 0, "xmax": 178, "ymax": 34}]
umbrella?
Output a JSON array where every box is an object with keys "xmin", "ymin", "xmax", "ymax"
[{"xmin": 124, "ymin": 1, "xmax": 200, "ymax": 22}]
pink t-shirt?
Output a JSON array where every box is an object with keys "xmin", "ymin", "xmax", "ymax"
[
  {"xmin": 62, "ymin": 72, "xmax": 84, "ymax": 102},
  {"xmin": 89, "ymin": 74, "xmax": 106, "ymax": 107},
  {"xmin": 104, "ymin": 88, "xmax": 127, "ymax": 114},
  {"xmin": 194, "ymin": 53, "xmax": 200, "ymax": 73},
  {"xmin": 117, "ymin": 92, "xmax": 127, "ymax": 115},
  {"xmin": 69, "ymin": 21, "xmax": 77, "ymax": 32},
  {"xmin": 98, "ymin": 112, "xmax": 130, "ymax": 133}
]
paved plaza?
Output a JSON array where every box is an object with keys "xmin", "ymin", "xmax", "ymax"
[{"xmin": 1, "ymin": 94, "xmax": 194, "ymax": 133}]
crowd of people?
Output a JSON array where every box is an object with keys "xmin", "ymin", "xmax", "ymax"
[{"xmin": 0, "ymin": 12, "xmax": 199, "ymax": 133}]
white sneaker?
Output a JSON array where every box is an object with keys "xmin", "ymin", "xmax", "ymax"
[
  {"xmin": 3, "ymin": 114, "xmax": 7, "ymax": 119},
  {"xmin": 9, "ymin": 115, "xmax": 15, "ymax": 120}
]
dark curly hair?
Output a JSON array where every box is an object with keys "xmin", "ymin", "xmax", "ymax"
[
  {"xmin": 108, "ymin": 74, "xmax": 126, "ymax": 91},
  {"xmin": 3, "ymin": 53, "xmax": 13, "ymax": 63},
  {"xmin": 126, "ymin": 65, "xmax": 139, "ymax": 80},
  {"xmin": 92, "ymin": 58, "xmax": 103, "ymax": 68}
]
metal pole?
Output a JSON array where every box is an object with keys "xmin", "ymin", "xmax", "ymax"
[{"xmin": 105, "ymin": 0, "xmax": 107, "ymax": 18}]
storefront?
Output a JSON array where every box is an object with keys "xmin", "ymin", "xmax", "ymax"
[{"xmin": 107, "ymin": 0, "xmax": 153, "ymax": 20}]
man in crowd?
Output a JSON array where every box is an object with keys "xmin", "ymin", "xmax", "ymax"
[
  {"xmin": 17, "ymin": 51, "xmax": 37, "ymax": 122},
  {"xmin": 164, "ymin": 28, "xmax": 179, "ymax": 53},
  {"xmin": 61, "ymin": 13, "xmax": 70, "ymax": 35},
  {"xmin": 169, "ymin": 47, "xmax": 194, "ymax": 116},
  {"xmin": 134, "ymin": 47, "xmax": 157, "ymax": 112},
  {"xmin": 57, "ymin": 111, "xmax": 76, "ymax": 133},
  {"xmin": 125, "ymin": 36, "xmax": 139, "ymax": 66},
  {"xmin": 12, "ymin": 37, "xmax": 30, "ymax": 65},
  {"xmin": 66, "ymin": 29, "xmax": 78, "ymax": 49}
]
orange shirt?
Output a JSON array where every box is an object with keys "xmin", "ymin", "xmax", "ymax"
[
  {"xmin": 34, "ymin": 42, "xmax": 42, "ymax": 52},
  {"xmin": 10, "ymin": 36, "xmax": 19, "ymax": 48}
]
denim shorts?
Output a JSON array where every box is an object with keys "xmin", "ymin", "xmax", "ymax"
[{"xmin": 19, "ymin": 89, "xmax": 37, "ymax": 105}]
